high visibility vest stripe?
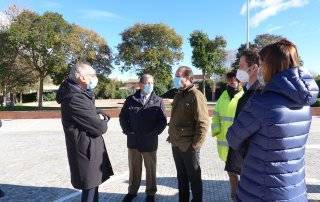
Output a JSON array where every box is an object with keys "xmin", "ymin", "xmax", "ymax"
[
  {"xmin": 211, "ymin": 123, "xmax": 219, "ymax": 129},
  {"xmin": 221, "ymin": 116, "xmax": 234, "ymax": 122},
  {"xmin": 217, "ymin": 140, "xmax": 229, "ymax": 147}
]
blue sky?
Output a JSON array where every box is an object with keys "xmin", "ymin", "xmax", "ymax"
[{"xmin": 1, "ymin": 0, "xmax": 320, "ymax": 80}]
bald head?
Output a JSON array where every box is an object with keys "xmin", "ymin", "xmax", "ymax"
[
  {"xmin": 69, "ymin": 62, "xmax": 98, "ymax": 90},
  {"xmin": 69, "ymin": 62, "xmax": 96, "ymax": 81},
  {"xmin": 139, "ymin": 74, "xmax": 154, "ymax": 84}
]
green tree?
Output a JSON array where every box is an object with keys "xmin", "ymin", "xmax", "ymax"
[
  {"xmin": 314, "ymin": 75, "xmax": 320, "ymax": 97},
  {"xmin": 52, "ymin": 25, "xmax": 113, "ymax": 85},
  {"xmin": 0, "ymin": 6, "xmax": 36, "ymax": 106},
  {"xmin": 0, "ymin": 51, "xmax": 36, "ymax": 105},
  {"xmin": 8, "ymin": 11, "xmax": 71, "ymax": 108},
  {"xmin": 189, "ymin": 31, "xmax": 227, "ymax": 96},
  {"xmin": 253, "ymin": 34, "xmax": 284, "ymax": 50},
  {"xmin": 232, "ymin": 34, "xmax": 284, "ymax": 69},
  {"xmin": 232, "ymin": 34, "xmax": 303, "ymax": 69},
  {"xmin": 231, "ymin": 43, "xmax": 257, "ymax": 69},
  {"xmin": 116, "ymin": 23, "xmax": 183, "ymax": 94},
  {"xmin": 94, "ymin": 75, "xmax": 131, "ymax": 99}
]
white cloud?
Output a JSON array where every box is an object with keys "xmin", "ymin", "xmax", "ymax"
[
  {"xmin": 79, "ymin": 9, "xmax": 123, "ymax": 21},
  {"xmin": 240, "ymin": 0, "xmax": 309, "ymax": 28},
  {"xmin": 0, "ymin": 11, "xmax": 10, "ymax": 28},
  {"xmin": 267, "ymin": 25, "xmax": 283, "ymax": 32}
]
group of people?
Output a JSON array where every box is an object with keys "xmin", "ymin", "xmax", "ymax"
[
  {"xmin": 213, "ymin": 39, "xmax": 318, "ymax": 202},
  {"xmin": 56, "ymin": 38, "xmax": 319, "ymax": 202},
  {"xmin": 119, "ymin": 66, "xmax": 210, "ymax": 202}
]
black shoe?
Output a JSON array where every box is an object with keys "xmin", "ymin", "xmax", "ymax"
[
  {"xmin": 146, "ymin": 195, "xmax": 155, "ymax": 202},
  {"xmin": 122, "ymin": 194, "xmax": 137, "ymax": 202},
  {"xmin": 231, "ymin": 193, "xmax": 237, "ymax": 202},
  {"xmin": 0, "ymin": 189, "xmax": 5, "ymax": 198}
]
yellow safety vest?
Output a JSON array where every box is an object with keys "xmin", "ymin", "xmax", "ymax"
[{"xmin": 212, "ymin": 89, "xmax": 244, "ymax": 162}]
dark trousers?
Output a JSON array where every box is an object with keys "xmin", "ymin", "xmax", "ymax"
[
  {"xmin": 172, "ymin": 146, "xmax": 202, "ymax": 202},
  {"xmin": 81, "ymin": 186, "xmax": 99, "ymax": 202},
  {"xmin": 0, "ymin": 188, "xmax": 4, "ymax": 198}
]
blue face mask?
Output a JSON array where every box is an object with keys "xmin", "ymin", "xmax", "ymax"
[
  {"xmin": 143, "ymin": 84, "xmax": 154, "ymax": 95},
  {"xmin": 173, "ymin": 77, "xmax": 183, "ymax": 89},
  {"xmin": 87, "ymin": 77, "xmax": 98, "ymax": 90}
]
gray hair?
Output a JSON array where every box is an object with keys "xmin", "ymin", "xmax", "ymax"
[
  {"xmin": 69, "ymin": 62, "xmax": 96, "ymax": 81},
  {"xmin": 139, "ymin": 74, "xmax": 154, "ymax": 84}
]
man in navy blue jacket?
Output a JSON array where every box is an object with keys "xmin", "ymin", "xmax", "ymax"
[
  {"xmin": 225, "ymin": 49, "xmax": 261, "ymax": 200},
  {"xmin": 119, "ymin": 74, "xmax": 167, "ymax": 202}
]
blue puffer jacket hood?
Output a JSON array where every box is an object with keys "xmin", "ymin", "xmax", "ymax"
[{"xmin": 263, "ymin": 67, "xmax": 318, "ymax": 107}]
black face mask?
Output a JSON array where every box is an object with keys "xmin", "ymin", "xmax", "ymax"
[{"xmin": 226, "ymin": 85, "xmax": 239, "ymax": 99}]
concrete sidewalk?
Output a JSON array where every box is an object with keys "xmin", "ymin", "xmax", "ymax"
[{"xmin": 0, "ymin": 117, "xmax": 319, "ymax": 201}]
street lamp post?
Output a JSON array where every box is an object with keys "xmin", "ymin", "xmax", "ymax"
[{"xmin": 246, "ymin": 0, "xmax": 250, "ymax": 49}]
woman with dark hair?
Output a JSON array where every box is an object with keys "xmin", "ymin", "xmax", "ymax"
[{"xmin": 227, "ymin": 39, "xmax": 319, "ymax": 201}]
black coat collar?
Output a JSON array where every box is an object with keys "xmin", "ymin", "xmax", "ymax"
[{"xmin": 65, "ymin": 78, "xmax": 94, "ymax": 100}]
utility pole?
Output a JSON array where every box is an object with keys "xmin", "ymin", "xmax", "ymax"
[{"xmin": 246, "ymin": 0, "xmax": 250, "ymax": 49}]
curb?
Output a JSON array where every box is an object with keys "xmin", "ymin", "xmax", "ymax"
[{"xmin": 1, "ymin": 108, "xmax": 320, "ymax": 119}]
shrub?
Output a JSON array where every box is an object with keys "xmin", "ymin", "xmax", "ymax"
[
  {"xmin": 43, "ymin": 91, "xmax": 56, "ymax": 101},
  {"xmin": 312, "ymin": 98, "xmax": 320, "ymax": 107}
]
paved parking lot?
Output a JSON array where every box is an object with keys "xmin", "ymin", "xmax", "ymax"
[{"xmin": 0, "ymin": 117, "xmax": 319, "ymax": 201}]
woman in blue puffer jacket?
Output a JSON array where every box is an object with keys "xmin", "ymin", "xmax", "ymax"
[{"xmin": 227, "ymin": 39, "xmax": 319, "ymax": 202}]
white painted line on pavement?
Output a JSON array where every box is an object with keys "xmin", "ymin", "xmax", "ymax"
[
  {"xmin": 55, "ymin": 172, "xmax": 129, "ymax": 202},
  {"xmin": 306, "ymin": 144, "xmax": 320, "ymax": 150},
  {"xmin": 306, "ymin": 177, "xmax": 320, "ymax": 184}
]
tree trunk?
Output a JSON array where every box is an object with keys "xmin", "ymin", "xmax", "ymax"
[
  {"xmin": 2, "ymin": 85, "xmax": 7, "ymax": 106},
  {"xmin": 0, "ymin": 94, "xmax": 2, "ymax": 107},
  {"xmin": 19, "ymin": 91, "xmax": 23, "ymax": 104},
  {"xmin": 202, "ymin": 71, "xmax": 206, "ymax": 98},
  {"xmin": 9, "ymin": 92, "xmax": 15, "ymax": 107},
  {"xmin": 14, "ymin": 93, "xmax": 18, "ymax": 104},
  {"xmin": 38, "ymin": 78, "xmax": 44, "ymax": 109},
  {"xmin": 212, "ymin": 82, "xmax": 216, "ymax": 101}
]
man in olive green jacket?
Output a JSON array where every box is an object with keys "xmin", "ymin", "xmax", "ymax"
[{"xmin": 168, "ymin": 66, "xmax": 210, "ymax": 202}]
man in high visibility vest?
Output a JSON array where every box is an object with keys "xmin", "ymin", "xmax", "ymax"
[{"xmin": 212, "ymin": 71, "xmax": 243, "ymax": 200}]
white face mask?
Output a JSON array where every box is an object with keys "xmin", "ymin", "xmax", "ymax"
[
  {"xmin": 236, "ymin": 69, "xmax": 249, "ymax": 83},
  {"xmin": 87, "ymin": 77, "xmax": 98, "ymax": 90}
]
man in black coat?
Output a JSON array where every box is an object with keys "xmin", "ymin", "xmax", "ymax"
[
  {"xmin": 119, "ymin": 74, "xmax": 167, "ymax": 202},
  {"xmin": 56, "ymin": 62, "xmax": 113, "ymax": 202},
  {"xmin": 225, "ymin": 49, "xmax": 261, "ymax": 200}
]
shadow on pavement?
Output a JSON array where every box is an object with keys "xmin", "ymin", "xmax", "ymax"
[
  {"xmin": 1, "ymin": 180, "xmax": 319, "ymax": 201},
  {"xmin": 102, "ymin": 177, "xmax": 231, "ymax": 201},
  {"xmin": 307, "ymin": 184, "xmax": 320, "ymax": 193},
  {"xmin": 0, "ymin": 184, "xmax": 75, "ymax": 201}
]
